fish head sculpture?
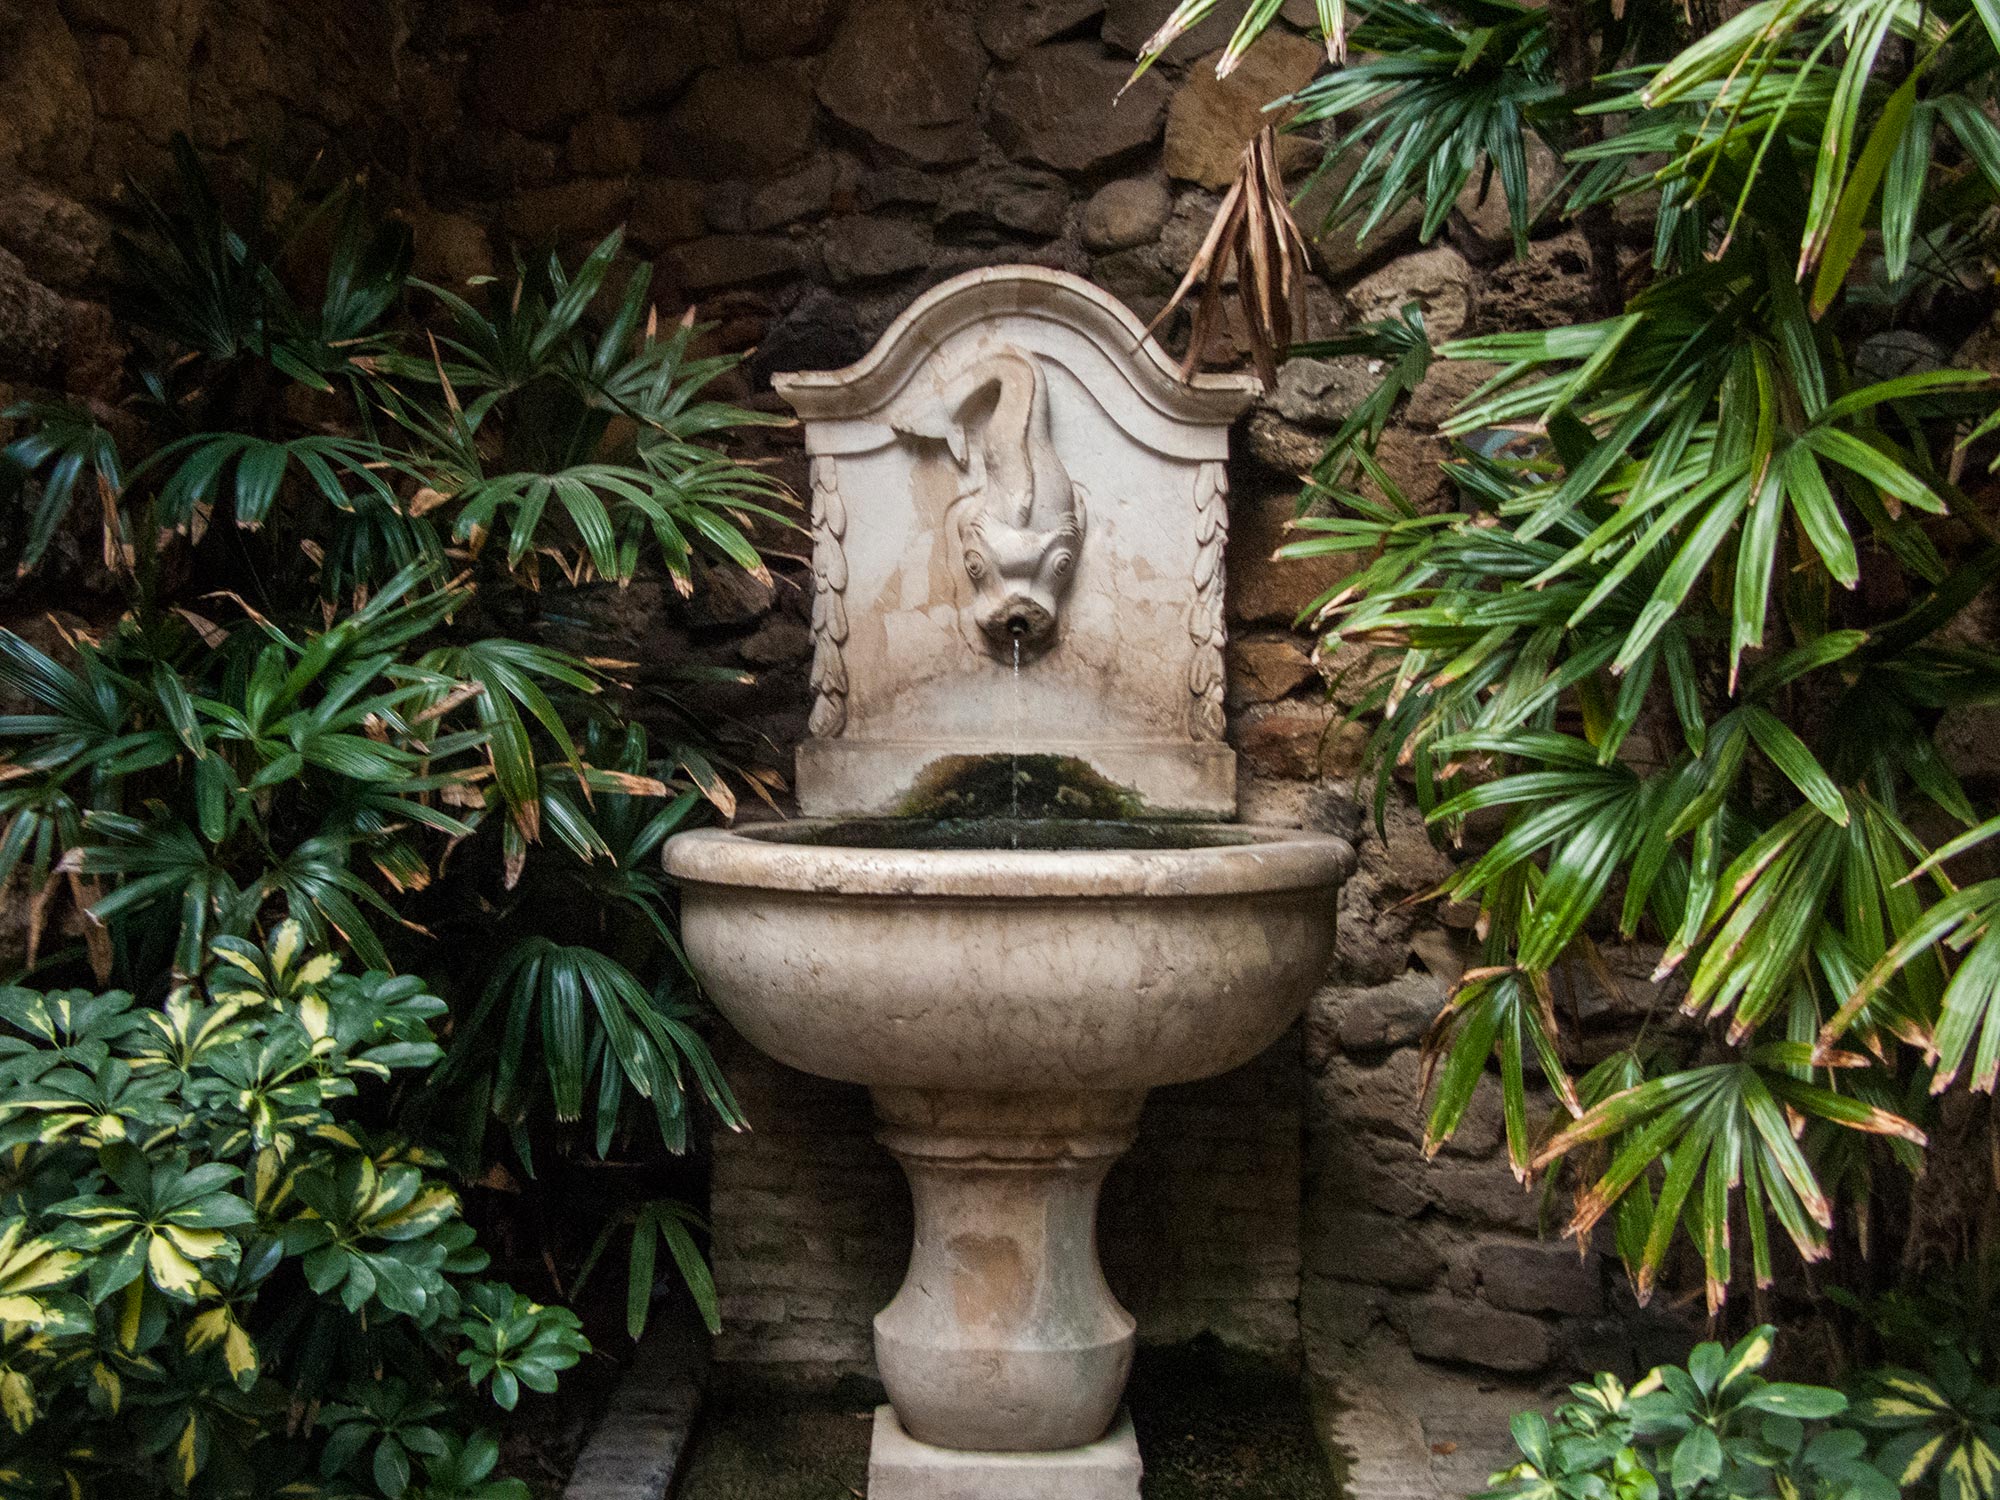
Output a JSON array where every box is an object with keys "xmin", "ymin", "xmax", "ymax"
[
  {"xmin": 894, "ymin": 347, "xmax": 1086, "ymax": 661},
  {"xmin": 957, "ymin": 499, "xmax": 1085, "ymax": 656}
]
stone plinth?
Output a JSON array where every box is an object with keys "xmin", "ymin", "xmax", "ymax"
[{"xmin": 868, "ymin": 1405, "xmax": 1143, "ymax": 1500}]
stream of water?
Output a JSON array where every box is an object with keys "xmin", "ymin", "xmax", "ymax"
[{"xmin": 1010, "ymin": 634, "xmax": 1022, "ymax": 845}]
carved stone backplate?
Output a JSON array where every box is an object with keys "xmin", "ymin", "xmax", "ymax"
[{"xmin": 774, "ymin": 268, "xmax": 1260, "ymax": 818}]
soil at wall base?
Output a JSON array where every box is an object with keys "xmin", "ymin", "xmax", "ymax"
[{"xmin": 672, "ymin": 1338, "xmax": 1336, "ymax": 1499}]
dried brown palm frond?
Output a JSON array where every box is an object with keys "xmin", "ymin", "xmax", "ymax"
[{"xmin": 1141, "ymin": 126, "xmax": 1316, "ymax": 387}]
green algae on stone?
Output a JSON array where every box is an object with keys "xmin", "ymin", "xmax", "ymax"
[
  {"xmin": 895, "ymin": 751, "xmax": 1147, "ymax": 820},
  {"xmin": 761, "ymin": 817, "xmax": 1260, "ymax": 851}
]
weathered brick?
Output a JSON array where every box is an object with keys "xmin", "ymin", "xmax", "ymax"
[
  {"xmin": 1304, "ymin": 1210, "xmax": 1444, "ymax": 1290},
  {"xmin": 1476, "ymin": 1239, "xmax": 1604, "ymax": 1316},
  {"xmin": 1399, "ymin": 1294, "xmax": 1554, "ymax": 1373}
]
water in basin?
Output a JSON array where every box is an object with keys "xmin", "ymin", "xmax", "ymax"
[{"xmin": 736, "ymin": 818, "xmax": 1264, "ymax": 852}]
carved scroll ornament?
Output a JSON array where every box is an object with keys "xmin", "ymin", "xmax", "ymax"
[
  {"xmin": 1187, "ymin": 460, "xmax": 1228, "ymax": 741},
  {"xmin": 807, "ymin": 456, "xmax": 849, "ymax": 738}
]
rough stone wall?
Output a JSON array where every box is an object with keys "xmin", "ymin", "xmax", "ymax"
[
  {"xmin": 31, "ymin": 0, "xmax": 1989, "ymax": 1419},
  {"xmin": 0, "ymin": 0, "xmax": 409, "ymax": 415},
  {"xmin": 1305, "ymin": 958, "xmax": 1703, "ymax": 1389}
]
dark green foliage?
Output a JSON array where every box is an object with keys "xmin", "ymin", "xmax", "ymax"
[
  {"xmin": 0, "ymin": 140, "xmax": 783, "ymax": 1489},
  {"xmin": 0, "ymin": 926, "xmax": 585, "ymax": 1499},
  {"xmin": 1485, "ymin": 1322, "xmax": 2000, "ymax": 1500},
  {"xmin": 1166, "ymin": 0, "xmax": 2000, "ymax": 1311}
]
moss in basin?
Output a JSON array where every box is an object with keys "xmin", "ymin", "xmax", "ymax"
[
  {"xmin": 760, "ymin": 818, "xmax": 1258, "ymax": 851},
  {"xmin": 895, "ymin": 752, "xmax": 1147, "ymax": 821}
]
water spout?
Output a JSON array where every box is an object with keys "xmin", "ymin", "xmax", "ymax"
[{"xmin": 1010, "ymin": 635, "xmax": 1023, "ymax": 843}]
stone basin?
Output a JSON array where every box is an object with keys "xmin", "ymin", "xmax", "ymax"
[
  {"xmin": 665, "ymin": 818, "xmax": 1352, "ymax": 1462},
  {"xmin": 665, "ymin": 818, "xmax": 1352, "ymax": 1094}
]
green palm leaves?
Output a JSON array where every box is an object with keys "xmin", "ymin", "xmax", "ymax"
[
  {"xmin": 1831, "ymin": 815, "xmax": 2000, "ymax": 1092},
  {"xmin": 1287, "ymin": 0, "xmax": 1560, "ymax": 256},
  {"xmin": 447, "ymin": 938, "xmax": 743, "ymax": 1164},
  {"xmin": 1539, "ymin": 1055, "xmax": 1921, "ymax": 1310},
  {"xmin": 1223, "ymin": 0, "xmax": 2000, "ymax": 1307},
  {"xmin": 383, "ymin": 228, "xmax": 792, "ymax": 594},
  {"xmin": 0, "ymin": 141, "xmax": 766, "ymax": 1498}
]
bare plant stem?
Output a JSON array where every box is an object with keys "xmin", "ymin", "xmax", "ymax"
[{"xmin": 1547, "ymin": 0, "xmax": 1624, "ymax": 317}]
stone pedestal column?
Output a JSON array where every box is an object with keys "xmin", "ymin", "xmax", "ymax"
[{"xmin": 870, "ymin": 1087, "xmax": 1146, "ymax": 1453}]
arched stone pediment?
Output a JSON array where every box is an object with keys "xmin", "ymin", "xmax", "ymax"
[{"xmin": 776, "ymin": 266, "xmax": 1259, "ymax": 461}]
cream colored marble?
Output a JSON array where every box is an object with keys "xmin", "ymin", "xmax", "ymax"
[
  {"xmin": 775, "ymin": 267, "xmax": 1261, "ymax": 819},
  {"xmin": 869, "ymin": 1405, "xmax": 1144, "ymax": 1499},
  {"xmin": 663, "ymin": 268, "xmax": 1354, "ymax": 1490},
  {"xmin": 664, "ymin": 824, "xmax": 1347, "ymax": 1093},
  {"xmin": 665, "ymin": 820, "xmax": 1352, "ymax": 1464}
]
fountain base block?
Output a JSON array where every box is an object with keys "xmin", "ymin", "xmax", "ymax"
[{"xmin": 868, "ymin": 1405, "xmax": 1142, "ymax": 1499}]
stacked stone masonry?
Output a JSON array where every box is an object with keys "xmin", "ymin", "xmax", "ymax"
[{"xmin": 10, "ymin": 0, "xmax": 1997, "ymax": 1425}]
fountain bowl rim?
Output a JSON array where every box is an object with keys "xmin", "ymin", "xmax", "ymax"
[{"xmin": 662, "ymin": 820, "xmax": 1355, "ymax": 901}]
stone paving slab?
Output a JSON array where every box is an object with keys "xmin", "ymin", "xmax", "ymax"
[
  {"xmin": 561, "ymin": 1314, "xmax": 707, "ymax": 1500},
  {"xmin": 1311, "ymin": 1342, "xmax": 1539, "ymax": 1500}
]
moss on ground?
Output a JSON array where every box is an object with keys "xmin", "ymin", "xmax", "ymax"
[
  {"xmin": 673, "ymin": 1376, "xmax": 875, "ymax": 1499},
  {"xmin": 1129, "ymin": 1338, "xmax": 1338, "ymax": 1500}
]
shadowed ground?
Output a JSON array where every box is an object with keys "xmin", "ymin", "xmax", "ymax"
[{"xmin": 675, "ymin": 1340, "xmax": 1337, "ymax": 1499}]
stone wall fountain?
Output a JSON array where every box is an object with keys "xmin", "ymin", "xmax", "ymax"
[{"xmin": 663, "ymin": 267, "xmax": 1354, "ymax": 1498}]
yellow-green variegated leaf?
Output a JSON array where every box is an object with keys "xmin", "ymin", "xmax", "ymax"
[
  {"xmin": 0, "ymin": 1292, "xmax": 72, "ymax": 1327},
  {"xmin": 224, "ymin": 1320, "xmax": 256, "ymax": 1383},
  {"xmin": 187, "ymin": 1306, "xmax": 259, "ymax": 1384},
  {"xmin": 134, "ymin": 989, "xmax": 247, "ymax": 1070},
  {"xmin": 146, "ymin": 1234, "xmax": 205, "ymax": 1297},
  {"xmin": 270, "ymin": 920, "xmax": 304, "ymax": 979},
  {"xmin": 187, "ymin": 1306, "xmax": 230, "ymax": 1351},
  {"xmin": 253, "ymin": 1149, "xmax": 285, "ymax": 1208},
  {"xmin": 91, "ymin": 1360, "xmax": 121, "ymax": 1413},
  {"xmin": 299, "ymin": 952, "xmax": 340, "ymax": 987},
  {"xmin": 208, "ymin": 948, "xmax": 265, "ymax": 981},
  {"xmin": 299, "ymin": 993, "xmax": 330, "ymax": 1042},
  {"xmin": 160, "ymin": 1226, "xmax": 226, "ymax": 1262},
  {"xmin": 1717, "ymin": 1326, "xmax": 1774, "ymax": 1393},
  {"xmin": 0, "ymin": 1371, "xmax": 35, "ymax": 1433},
  {"xmin": 177, "ymin": 1413, "xmax": 201, "ymax": 1485},
  {"xmin": 1865, "ymin": 1374, "xmax": 1953, "ymax": 1414},
  {"xmin": 1888, "ymin": 1434, "xmax": 1951, "ymax": 1485},
  {"xmin": 1941, "ymin": 1436, "xmax": 2000, "ymax": 1500},
  {"xmin": 0, "ymin": 1222, "xmax": 81, "ymax": 1299},
  {"xmin": 373, "ymin": 1184, "xmax": 458, "ymax": 1238}
]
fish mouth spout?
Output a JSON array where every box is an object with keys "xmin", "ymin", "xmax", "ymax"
[{"xmin": 980, "ymin": 597, "xmax": 1056, "ymax": 656}]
